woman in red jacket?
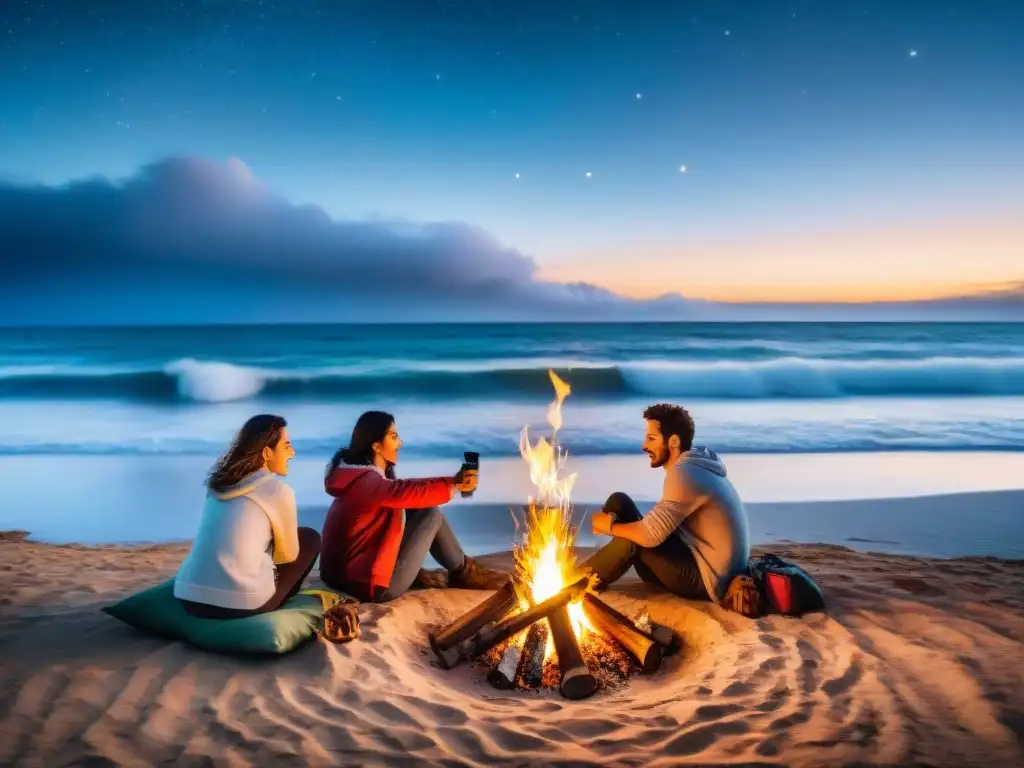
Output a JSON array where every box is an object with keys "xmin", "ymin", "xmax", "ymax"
[{"xmin": 320, "ymin": 410, "xmax": 508, "ymax": 602}]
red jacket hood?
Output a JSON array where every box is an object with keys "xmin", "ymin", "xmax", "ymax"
[{"xmin": 325, "ymin": 463, "xmax": 385, "ymax": 496}]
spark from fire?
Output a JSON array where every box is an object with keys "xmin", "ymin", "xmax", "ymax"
[{"xmin": 515, "ymin": 370, "xmax": 593, "ymax": 658}]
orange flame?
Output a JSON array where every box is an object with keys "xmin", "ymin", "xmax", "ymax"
[{"xmin": 514, "ymin": 370, "xmax": 593, "ymax": 657}]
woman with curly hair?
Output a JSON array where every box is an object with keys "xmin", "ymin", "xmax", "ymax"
[{"xmin": 174, "ymin": 414, "xmax": 322, "ymax": 619}]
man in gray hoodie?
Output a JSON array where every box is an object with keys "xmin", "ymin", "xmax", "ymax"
[{"xmin": 582, "ymin": 403, "xmax": 750, "ymax": 603}]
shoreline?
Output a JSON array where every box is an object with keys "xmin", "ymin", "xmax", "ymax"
[
  {"xmin": 7, "ymin": 488, "xmax": 1024, "ymax": 560},
  {"xmin": 4, "ymin": 450, "xmax": 1024, "ymax": 553}
]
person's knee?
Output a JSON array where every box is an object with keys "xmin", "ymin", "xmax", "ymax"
[
  {"xmin": 415, "ymin": 506, "xmax": 444, "ymax": 534},
  {"xmin": 604, "ymin": 492, "xmax": 640, "ymax": 520},
  {"xmin": 298, "ymin": 526, "xmax": 322, "ymax": 556},
  {"xmin": 604, "ymin": 491, "xmax": 629, "ymax": 511}
]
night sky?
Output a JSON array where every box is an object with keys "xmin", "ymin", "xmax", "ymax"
[{"xmin": 1, "ymin": 1, "xmax": 1022, "ymax": 323}]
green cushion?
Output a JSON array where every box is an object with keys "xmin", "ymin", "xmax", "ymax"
[{"xmin": 102, "ymin": 579, "xmax": 323, "ymax": 655}]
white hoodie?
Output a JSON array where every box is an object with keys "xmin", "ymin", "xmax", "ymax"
[{"xmin": 173, "ymin": 469, "xmax": 299, "ymax": 610}]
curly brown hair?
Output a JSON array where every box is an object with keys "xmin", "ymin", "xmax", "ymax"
[
  {"xmin": 207, "ymin": 414, "xmax": 288, "ymax": 492},
  {"xmin": 642, "ymin": 403, "xmax": 695, "ymax": 452}
]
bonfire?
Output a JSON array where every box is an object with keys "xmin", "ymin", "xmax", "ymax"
[
  {"xmin": 512, "ymin": 370, "xmax": 588, "ymax": 649},
  {"xmin": 428, "ymin": 370, "xmax": 679, "ymax": 699}
]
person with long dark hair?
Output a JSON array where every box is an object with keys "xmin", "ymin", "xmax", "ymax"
[
  {"xmin": 320, "ymin": 410, "xmax": 507, "ymax": 602},
  {"xmin": 174, "ymin": 414, "xmax": 322, "ymax": 619}
]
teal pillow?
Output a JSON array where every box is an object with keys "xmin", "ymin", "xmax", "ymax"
[{"xmin": 102, "ymin": 579, "xmax": 324, "ymax": 655}]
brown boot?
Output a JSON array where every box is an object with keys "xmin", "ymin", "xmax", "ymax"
[
  {"xmin": 413, "ymin": 568, "xmax": 449, "ymax": 590},
  {"xmin": 448, "ymin": 558, "xmax": 509, "ymax": 591}
]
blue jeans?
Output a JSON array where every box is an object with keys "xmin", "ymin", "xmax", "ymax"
[{"xmin": 374, "ymin": 507, "xmax": 467, "ymax": 602}]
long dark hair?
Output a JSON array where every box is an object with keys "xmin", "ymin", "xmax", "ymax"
[
  {"xmin": 207, "ymin": 414, "xmax": 288, "ymax": 492},
  {"xmin": 327, "ymin": 410, "xmax": 396, "ymax": 480}
]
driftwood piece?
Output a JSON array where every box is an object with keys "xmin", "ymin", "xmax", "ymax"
[
  {"xmin": 429, "ymin": 581, "xmax": 517, "ymax": 669},
  {"xmin": 548, "ymin": 605, "xmax": 597, "ymax": 700},
  {"xmin": 439, "ymin": 574, "xmax": 596, "ymax": 669},
  {"xmin": 516, "ymin": 620, "xmax": 547, "ymax": 688},
  {"xmin": 582, "ymin": 593, "xmax": 663, "ymax": 673},
  {"xmin": 487, "ymin": 635, "xmax": 524, "ymax": 689}
]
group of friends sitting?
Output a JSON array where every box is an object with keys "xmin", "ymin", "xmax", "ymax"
[{"xmin": 173, "ymin": 403, "xmax": 751, "ymax": 622}]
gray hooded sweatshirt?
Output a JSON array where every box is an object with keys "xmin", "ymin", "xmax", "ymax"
[{"xmin": 640, "ymin": 447, "xmax": 751, "ymax": 601}]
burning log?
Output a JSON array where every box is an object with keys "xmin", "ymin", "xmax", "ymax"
[
  {"xmin": 516, "ymin": 619, "xmax": 547, "ymax": 688},
  {"xmin": 634, "ymin": 610, "xmax": 682, "ymax": 655},
  {"xmin": 548, "ymin": 605, "xmax": 597, "ymax": 699},
  {"xmin": 487, "ymin": 635, "xmax": 524, "ymax": 690},
  {"xmin": 436, "ymin": 574, "xmax": 595, "ymax": 669},
  {"xmin": 429, "ymin": 581, "xmax": 517, "ymax": 669},
  {"xmin": 581, "ymin": 594, "xmax": 663, "ymax": 673}
]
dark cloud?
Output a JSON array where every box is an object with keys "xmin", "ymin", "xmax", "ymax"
[
  {"xmin": 0, "ymin": 157, "xmax": 1019, "ymax": 324},
  {"xmin": 941, "ymin": 282, "xmax": 1024, "ymax": 305},
  {"xmin": 0, "ymin": 156, "xmax": 685, "ymax": 323}
]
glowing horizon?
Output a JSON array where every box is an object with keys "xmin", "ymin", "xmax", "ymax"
[{"xmin": 538, "ymin": 216, "xmax": 1024, "ymax": 304}]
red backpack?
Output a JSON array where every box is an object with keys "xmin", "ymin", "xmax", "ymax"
[{"xmin": 749, "ymin": 554, "xmax": 826, "ymax": 616}]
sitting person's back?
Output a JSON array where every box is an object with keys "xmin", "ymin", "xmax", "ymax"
[
  {"xmin": 652, "ymin": 447, "xmax": 750, "ymax": 602},
  {"xmin": 175, "ymin": 468, "xmax": 297, "ymax": 611},
  {"xmin": 174, "ymin": 414, "xmax": 321, "ymax": 619}
]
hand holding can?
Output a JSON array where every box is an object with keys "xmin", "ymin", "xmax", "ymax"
[{"xmin": 459, "ymin": 451, "xmax": 480, "ymax": 498}]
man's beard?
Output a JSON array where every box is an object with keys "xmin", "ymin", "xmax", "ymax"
[{"xmin": 647, "ymin": 447, "xmax": 670, "ymax": 468}]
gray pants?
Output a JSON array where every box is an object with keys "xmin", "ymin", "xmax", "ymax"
[{"xmin": 374, "ymin": 507, "xmax": 467, "ymax": 602}]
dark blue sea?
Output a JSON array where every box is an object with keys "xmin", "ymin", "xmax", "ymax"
[
  {"xmin": 0, "ymin": 322, "xmax": 1022, "ymax": 458},
  {"xmin": 2, "ymin": 321, "xmax": 1024, "ymax": 551}
]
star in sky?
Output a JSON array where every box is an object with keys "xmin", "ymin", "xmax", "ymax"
[{"xmin": 0, "ymin": 0, "xmax": 1016, "ymax": 296}]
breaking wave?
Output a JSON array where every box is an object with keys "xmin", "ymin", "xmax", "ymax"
[{"xmin": 2, "ymin": 356, "xmax": 1024, "ymax": 403}]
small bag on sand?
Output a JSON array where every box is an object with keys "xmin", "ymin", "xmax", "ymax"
[
  {"xmin": 749, "ymin": 554, "xmax": 826, "ymax": 617},
  {"xmin": 301, "ymin": 590, "xmax": 361, "ymax": 643},
  {"xmin": 723, "ymin": 574, "xmax": 764, "ymax": 618},
  {"xmin": 321, "ymin": 600, "xmax": 360, "ymax": 643}
]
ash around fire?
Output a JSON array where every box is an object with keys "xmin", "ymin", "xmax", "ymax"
[{"xmin": 477, "ymin": 631, "xmax": 636, "ymax": 695}]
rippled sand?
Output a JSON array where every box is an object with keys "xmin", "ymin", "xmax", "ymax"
[{"xmin": 2, "ymin": 521, "xmax": 1023, "ymax": 766}]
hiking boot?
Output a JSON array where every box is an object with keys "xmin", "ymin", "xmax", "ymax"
[
  {"xmin": 413, "ymin": 568, "xmax": 449, "ymax": 590},
  {"xmin": 449, "ymin": 558, "xmax": 509, "ymax": 591}
]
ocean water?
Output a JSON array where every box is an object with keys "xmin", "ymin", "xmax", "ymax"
[
  {"xmin": 0, "ymin": 322, "xmax": 1023, "ymax": 459},
  {"xmin": 2, "ymin": 322, "xmax": 1023, "ymax": 552}
]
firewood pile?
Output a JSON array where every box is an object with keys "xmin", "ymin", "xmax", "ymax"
[{"xmin": 427, "ymin": 577, "xmax": 681, "ymax": 700}]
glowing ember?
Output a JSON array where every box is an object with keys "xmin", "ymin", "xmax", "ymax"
[{"xmin": 514, "ymin": 370, "xmax": 594, "ymax": 658}]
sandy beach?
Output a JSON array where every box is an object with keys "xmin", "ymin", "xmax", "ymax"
[{"xmin": 2, "ymin": 492, "xmax": 1023, "ymax": 767}]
